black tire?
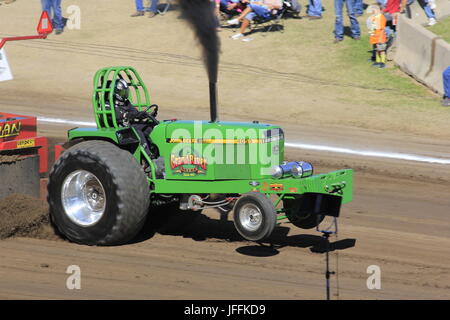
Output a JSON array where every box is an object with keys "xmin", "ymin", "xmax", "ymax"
[
  {"xmin": 233, "ymin": 192, "xmax": 276, "ymax": 241},
  {"xmin": 284, "ymin": 195, "xmax": 325, "ymax": 229},
  {"xmin": 48, "ymin": 140, "xmax": 150, "ymax": 245}
]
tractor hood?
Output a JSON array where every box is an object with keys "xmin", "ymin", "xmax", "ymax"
[
  {"xmin": 163, "ymin": 120, "xmax": 284, "ymax": 142},
  {"xmin": 150, "ymin": 120, "xmax": 285, "ymax": 180}
]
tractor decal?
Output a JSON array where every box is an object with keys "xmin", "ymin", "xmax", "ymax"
[{"xmin": 170, "ymin": 148, "xmax": 207, "ymax": 176}]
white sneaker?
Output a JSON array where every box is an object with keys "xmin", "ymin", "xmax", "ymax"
[
  {"xmin": 428, "ymin": 17, "xmax": 437, "ymax": 26},
  {"xmin": 231, "ymin": 33, "xmax": 244, "ymax": 40},
  {"xmin": 428, "ymin": 0, "xmax": 436, "ymax": 10},
  {"xmin": 227, "ymin": 18, "xmax": 239, "ymax": 25}
]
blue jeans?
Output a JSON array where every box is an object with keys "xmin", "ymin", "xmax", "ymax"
[
  {"xmin": 353, "ymin": 0, "xmax": 364, "ymax": 15},
  {"xmin": 443, "ymin": 66, "xmax": 450, "ymax": 98},
  {"xmin": 307, "ymin": 0, "xmax": 322, "ymax": 17},
  {"xmin": 136, "ymin": 0, "xmax": 159, "ymax": 13},
  {"xmin": 423, "ymin": 0, "xmax": 436, "ymax": 19},
  {"xmin": 334, "ymin": 0, "xmax": 360, "ymax": 40},
  {"xmin": 41, "ymin": 0, "xmax": 63, "ymax": 30}
]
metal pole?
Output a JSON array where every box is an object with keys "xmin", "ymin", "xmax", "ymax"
[
  {"xmin": 325, "ymin": 233, "xmax": 330, "ymax": 300},
  {"xmin": 0, "ymin": 35, "xmax": 48, "ymax": 50}
]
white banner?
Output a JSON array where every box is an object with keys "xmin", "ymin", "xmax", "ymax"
[{"xmin": 0, "ymin": 48, "xmax": 13, "ymax": 82}]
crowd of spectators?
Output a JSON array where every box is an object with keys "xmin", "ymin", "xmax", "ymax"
[{"xmin": 12, "ymin": 0, "xmax": 447, "ymax": 106}]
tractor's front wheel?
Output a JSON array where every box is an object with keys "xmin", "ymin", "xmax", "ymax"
[
  {"xmin": 233, "ymin": 192, "xmax": 276, "ymax": 241},
  {"xmin": 48, "ymin": 140, "xmax": 150, "ymax": 245}
]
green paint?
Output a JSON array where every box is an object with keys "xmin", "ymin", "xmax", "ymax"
[{"xmin": 67, "ymin": 66, "xmax": 353, "ymax": 214}]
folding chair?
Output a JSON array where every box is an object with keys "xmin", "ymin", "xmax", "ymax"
[
  {"xmin": 157, "ymin": 0, "xmax": 172, "ymax": 15},
  {"xmin": 251, "ymin": 2, "xmax": 289, "ymax": 35}
]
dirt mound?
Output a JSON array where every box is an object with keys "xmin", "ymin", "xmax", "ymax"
[{"xmin": 0, "ymin": 194, "xmax": 60, "ymax": 241}]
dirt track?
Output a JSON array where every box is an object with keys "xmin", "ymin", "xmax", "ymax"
[
  {"xmin": 0, "ymin": 128, "xmax": 449, "ymax": 299},
  {"xmin": 1, "ymin": 0, "xmax": 450, "ymax": 300}
]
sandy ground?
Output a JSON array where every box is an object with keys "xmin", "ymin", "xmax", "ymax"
[{"xmin": 0, "ymin": 1, "xmax": 449, "ymax": 300}]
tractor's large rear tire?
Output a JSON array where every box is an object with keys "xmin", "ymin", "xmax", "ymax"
[
  {"xmin": 233, "ymin": 192, "xmax": 276, "ymax": 241},
  {"xmin": 48, "ymin": 140, "xmax": 150, "ymax": 245}
]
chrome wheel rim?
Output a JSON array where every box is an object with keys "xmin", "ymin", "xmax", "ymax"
[
  {"xmin": 239, "ymin": 203, "xmax": 263, "ymax": 232},
  {"xmin": 61, "ymin": 170, "xmax": 106, "ymax": 227}
]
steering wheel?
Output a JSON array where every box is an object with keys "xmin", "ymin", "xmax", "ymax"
[
  {"xmin": 136, "ymin": 104, "xmax": 159, "ymax": 125},
  {"xmin": 143, "ymin": 104, "xmax": 159, "ymax": 117}
]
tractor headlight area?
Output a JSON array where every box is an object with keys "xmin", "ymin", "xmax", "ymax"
[{"xmin": 271, "ymin": 161, "xmax": 313, "ymax": 179}]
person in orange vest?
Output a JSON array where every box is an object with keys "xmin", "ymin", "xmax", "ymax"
[{"xmin": 367, "ymin": 4, "xmax": 387, "ymax": 68}]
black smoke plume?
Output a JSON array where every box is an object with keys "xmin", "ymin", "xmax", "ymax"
[{"xmin": 179, "ymin": 0, "xmax": 220, "ymax": 83}]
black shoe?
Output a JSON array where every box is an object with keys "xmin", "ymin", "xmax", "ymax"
[
  {"xmin": 55, "ymin": 29, "xmax": 64, "ymax": 35},
  {"xmin": 371, "ymin": 62, "xmax": 380, "ymax": 67}
]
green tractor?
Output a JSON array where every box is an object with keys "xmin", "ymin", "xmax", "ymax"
[{"xmin": 47, "ymin": 66, "xmax": 353, "ymax": 245}]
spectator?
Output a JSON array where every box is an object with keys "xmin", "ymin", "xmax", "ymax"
[
  {"xmin": 220, "ymin": 0, "xmax": 245, "ymax": 16},
  {"xmin": 367, "ymin": 4, "xmax": 387, "ymax": 68},
  {"xmin": 41, "ymin": 0, "xmax": 64, "ymax": 35},
  {"xmin": 227, "ymin": 0, "xmax": 282, "ymax": 39},
  {"xmin": 354, "ymin": 0, "xmax": 364, "ymax": 16},
  {"xmin": 131, "ymin": 0, "xmax": 160, "ymax": 18},
  {"xmin": 333, "ymin": 0, "xmax": 361, "ymax": 42},
  {"xmin": 442, "ymin": 66, "xmax": 450, "ymax": 107},
  {"xmin": 306, "ymin": 0, "xmax": 323, "ymax": 19},
  {"xmin": 418, "ymin": 0, "xmax": 437, "ymax": 26},
  {"xmin": 383, "ymin": 0, "xmax": 406, "ymax": 27}
]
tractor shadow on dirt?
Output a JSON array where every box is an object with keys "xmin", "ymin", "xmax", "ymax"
[{"xmin": 132, "ymin": 208, "xmax": 356, "ymax": 257}]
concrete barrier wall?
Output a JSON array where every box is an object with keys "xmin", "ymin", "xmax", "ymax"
[{"xmin": 394, "ymin": 0, "xmax": 450, "ymax": 96}]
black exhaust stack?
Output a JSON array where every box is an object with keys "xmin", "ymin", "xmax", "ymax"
[
  {"xmin": 179, "ymin": 0, "xmax": 221, "ymax": 123},
  {"xmin": 209, "ymin": 82, "xmax": 218, "ymax": 122}
]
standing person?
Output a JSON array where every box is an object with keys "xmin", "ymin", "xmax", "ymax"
[
  {"xmin": 333, "ymin": 0, "xmax": 361, "ymax": 42},
  {"xmin": 307, "ymin": 0, "xmax": 323, "ymax": 19},
  {"xmin": 418, "ymin": 0, "xmax": 437, "ymax": 26},
  {"xmin": 131, "ymin": 0, "xmax": 160, "ymax": 18},
  {"xmin": 367, "ymin": 4, "xmax": 387, "ymax": 68},
  {"xmin": 442, "ymin": 66, "xmax": 450, "ymax": 107},
  {"xmin": 354, "ymin": 0, "xmax": 364, "ymax": 16},
  {"xmin": 41, "ymin": 0, "xmax": 64, "ymax": 35},
  {"xmin": 383, "ymin": 0, "xmax": 406, "ymax": 29}
]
